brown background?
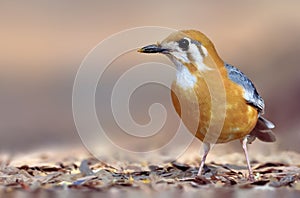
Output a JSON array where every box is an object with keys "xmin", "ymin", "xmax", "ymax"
[{"xmin": 1, "ymin": 1, "xmax": 300, "ymax": 155}]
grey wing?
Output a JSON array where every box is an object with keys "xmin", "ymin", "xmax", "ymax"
[
  {"xmin": 225, "ymin": 63, "xmax": 276, "ymax": 142},
  {"xmin": 224, "ymin": 63, "xmax": 265, "ymax": 113}
]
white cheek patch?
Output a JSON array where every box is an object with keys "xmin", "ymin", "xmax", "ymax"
[
  {"xmin": 164, "ymin": 38, "xmax": 212, "ymax": 72},
  {"xmin": 161, "ymin": 38, "xmax": 212, "ymax": 89},
  {"xmin": 188, "ymin": 42, "xmax": 212, "ymax": 72},
  {"xmin": 200, "ymin": 45, "xmax": 208, "ymax": 56}
]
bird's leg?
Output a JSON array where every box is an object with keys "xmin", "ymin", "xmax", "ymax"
[
  {"xmin": 241, "ymin": 136, "xmax": 255, "ymax": 181},
  {"xmin": 197, "ymin": 142, "xmax": 210, "ymax": 176}
]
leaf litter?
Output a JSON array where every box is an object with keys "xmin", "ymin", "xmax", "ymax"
[{"xmin": 0, "ymin": 150, "xmax": 300, "ymax": 193}]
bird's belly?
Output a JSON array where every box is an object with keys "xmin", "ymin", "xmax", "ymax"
[{"xmin": 171, "ymin": 81, "xmax": 258, "ymax": 144}]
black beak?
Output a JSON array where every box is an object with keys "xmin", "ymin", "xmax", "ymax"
[{"xmin": 138, "ymin": 44, "xmax": 169, "ymax": 54}]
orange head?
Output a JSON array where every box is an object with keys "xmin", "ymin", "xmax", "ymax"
[{"xmin": 138, "ymin": 30, "xmax": 224, "ymax": 72}]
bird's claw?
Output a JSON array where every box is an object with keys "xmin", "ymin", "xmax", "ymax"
[{"xmin": 248, "ymin": 174, "xmax": 255, "ymax": 182}]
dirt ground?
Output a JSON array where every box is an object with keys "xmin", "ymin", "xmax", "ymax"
[{"xmin": 1, "ymin": 148, "xmax": 300, "ymax": 198}]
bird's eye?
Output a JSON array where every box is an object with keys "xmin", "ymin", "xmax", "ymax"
[{"xmin": 178, "ymin": 38, "xmax": 189, "ymax": 51}]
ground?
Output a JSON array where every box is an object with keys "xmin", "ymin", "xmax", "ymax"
[{"xmin": 1, "ymin": 148, "xmax": 300, "ymax": 197}]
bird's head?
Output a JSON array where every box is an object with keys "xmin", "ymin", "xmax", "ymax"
[{"xmin": 138, "ymin": 30, "xmax": 223, "ymax": 72}]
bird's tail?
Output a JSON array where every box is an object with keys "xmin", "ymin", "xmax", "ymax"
[{"xmin": 250, "ymin": 116, "xmax": 276, "ymax": 142}]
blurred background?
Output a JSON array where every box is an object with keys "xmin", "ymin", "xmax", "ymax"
[{"xmin": 1, "ymin": 1, "xmax": 300, "ymax": 156}]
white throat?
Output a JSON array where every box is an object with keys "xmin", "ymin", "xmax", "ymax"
[{"xmin": 169, "ymin": 56, "xmax": 197, "ymax": 90}]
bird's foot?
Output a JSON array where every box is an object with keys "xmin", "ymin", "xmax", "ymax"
[
  {"xmin": 194, "ymin": 175, "xmax": 211, "ymax": 185},
  {"xmin": 248, "ymin": 174, "xmax": 255, "ymax": 182}
]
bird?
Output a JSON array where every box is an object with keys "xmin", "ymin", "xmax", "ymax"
[{"xmin": 138, "ymin": 30, "xmax": 276, "ymax": 181}]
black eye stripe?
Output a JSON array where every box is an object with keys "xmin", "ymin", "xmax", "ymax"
[{"xmin": 178, "ymin": 38, "xmax": 189, "ymax": 51}]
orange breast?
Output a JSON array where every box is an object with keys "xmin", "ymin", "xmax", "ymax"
[{"xmin": 171, "ymin": 69, "xmax": 258, "ymax": 144}]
